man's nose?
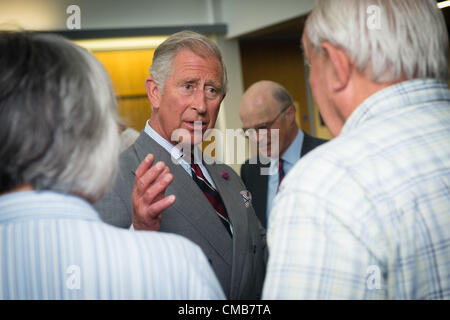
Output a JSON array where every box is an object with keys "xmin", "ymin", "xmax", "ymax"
[{"xmin": 192, "ymin": 89, "xmax": 207, "ymax": 113}]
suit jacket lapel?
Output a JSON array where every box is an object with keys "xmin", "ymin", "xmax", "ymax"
[
  {"xmin": 206, "ymin": 159, "xmax": 250, "ymax": 298},
  {"xmin": 301, "ymin": 132, "xmax": 321, "ymax": 157},
  {"xmin": 133, "ymin": 133, "xmax": 233, "ymax": 264},
  {"xmin": 256, "ymin": 161, "xmax": 269, "ymax": 227}
]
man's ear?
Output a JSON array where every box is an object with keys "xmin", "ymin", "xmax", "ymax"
[
  {"xmin": 145, "ymin": 77, "xmax": 161, "ymax": 110},
  {"xmin": 321, "ymin": 42, "xmax": 351, "ymax": 91},
  {"xmin": 285, "ymin": 104, "xmax": 296, "ymax": 124}
]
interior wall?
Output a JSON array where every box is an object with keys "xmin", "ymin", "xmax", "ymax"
[
  {"xmin": 94, "ymin": 49, "xmax": 155, "ymax": 132},
  {"xmin": 0, "ymin": 0, "xmax": 213, "ymax": 31},
  {"xmin": 239, "ymin": 38, "xmax": 311, "ymax": 134},
  {"xmin": 215, "ymin": 36, "xmax": 247, "ymax": 175},
  {"xmin": 215, "ymin": 0, "xmax": 314, "ymax": 38}
]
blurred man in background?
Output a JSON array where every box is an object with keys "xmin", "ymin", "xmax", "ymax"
[{"xmin": 240, "ymin": 80, "xmax": 326, "ymax": 229}]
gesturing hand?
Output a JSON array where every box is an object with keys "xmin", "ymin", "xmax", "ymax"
[{"xmin": 132, "ymin": 154, "xmax": 176, "ymax": 230}]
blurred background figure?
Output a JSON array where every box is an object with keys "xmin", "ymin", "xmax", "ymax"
[
  {"xmin": 118, "ymin": 120, "xmax": 140, "ymax": 152},
  {"xmin": 239, "ymin": 80, "xmax": 326, "ymax": 229},
  {"xmin": 0, "ymin": 31, "xmax": 224, "ymax": 300},
  {"xmin": 263, "ymin": 0, "xmax": 450, "ymax": 299}
]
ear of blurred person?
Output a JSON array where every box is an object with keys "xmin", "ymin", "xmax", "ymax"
[
  {"xmin": 263, "ymin": 0, "xmax": 450, "ymax": 300},
  {"xmin": 0, "ymin": 31, "xmax": 225, "ymax": 299}
]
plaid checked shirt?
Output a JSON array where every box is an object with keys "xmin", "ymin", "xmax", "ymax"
[{"xmin": 262, "ymin": 79, "xmax": 450, "ymax": 299}]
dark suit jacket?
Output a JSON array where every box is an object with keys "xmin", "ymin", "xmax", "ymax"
[
  {"xmin": 94, "ymin": 132, "xmax": 266, "ymax": 300},
  {"xmin": 240, "ymin": 131, "xmax": 327, "ymax": 229}
]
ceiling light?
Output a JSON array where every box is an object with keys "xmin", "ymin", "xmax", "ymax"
[
  {"xmin": 74, "ymin": 36, "xmax": 167, "ymax": 52},
  {"xmin": 437, "ymin": 1, "xmax": 450, "ymax": 9}
]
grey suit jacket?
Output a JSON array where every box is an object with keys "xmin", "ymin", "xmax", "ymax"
[{"xmin": 94, "ymin": 131, "xmax": 267, "ymax": 300}]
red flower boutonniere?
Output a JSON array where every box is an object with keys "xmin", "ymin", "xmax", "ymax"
[{"xmin": 221, "ymin": 171, "xmax": 230, "ymax": 180}]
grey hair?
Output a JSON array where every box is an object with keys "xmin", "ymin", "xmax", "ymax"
[
  {"xmin": 271, "ymin": 84, "xmax": 296, "ymax": 112},
  {"xmin": 0, "ymin": 31, "xmax": 120, "ymax": 201},
  {"xmin": 305, "ymin": 0, "xmax": 449, "ymax": 82},
  {"xmin": 150, "ymin": 30, "xmax": 228, "ymax": 95}
]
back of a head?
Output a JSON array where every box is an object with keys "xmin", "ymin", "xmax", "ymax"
[
  {"xmin": 0, "ymin": 31, "xmax": 120, "ymax": 201},
  {"xmin": 150, "ymin": 30, "xmax": 228, "ymax": 94},
  {"xmin": 305, "ymin": 0, "xmax": 449, "ymax": 82}
]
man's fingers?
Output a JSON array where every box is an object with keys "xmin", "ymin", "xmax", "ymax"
[
  {"xmin": 159, "ymin": 166, "xmax": 170, "ymax": 178},
  {"xmin": 135, "ymin": 154, "xmax": 154, "ymax": 179},
  {"xmin": 135, "ymin": 159, "xmax": 166, "ymax": 196},
  {"xmin": 146, "ymin": 195, "xmax": 176, "ymax": 217},
  {"xmin": 132, "ymin": 157, "xmax": 175, "ymax": 231},
  {"xmin": 142, "ymin": 173, "xmax": 174, "ymax": 204}
]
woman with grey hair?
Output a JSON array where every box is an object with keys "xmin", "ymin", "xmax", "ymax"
[{"xmin": 0, "ymin": 31, "xmax": 224, "ymax": 299}]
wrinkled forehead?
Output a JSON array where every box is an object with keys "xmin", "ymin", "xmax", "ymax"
[
  {"xmin": 175, "ymin": 47, "xmax": 222, "ymax": 68},
  {"xmin": 170, "ymin": 48, "xmax": 224, "ymax": 84}
]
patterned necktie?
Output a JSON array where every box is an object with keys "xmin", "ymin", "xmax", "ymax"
[
  {"xmin": 278, "ymin": 158, "xmax": 286, "ymax": 188},
  {"xmin": 190, "ymin": 163, "xmax": 232, "ymax": 236}
]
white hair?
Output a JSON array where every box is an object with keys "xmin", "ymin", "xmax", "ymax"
[
  {"xmin": 0, "ymin": 32, "xmax": 120, "ymax": 201},
  {"xmin": 150, "ymin": 30, "xmax": 228, "ymax": 95},
  {"xmin": 305, "ymin": 0, "xmax": 449, "ymax": 82}
]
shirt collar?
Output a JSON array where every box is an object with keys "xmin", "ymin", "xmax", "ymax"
[
  {"xmin": 0, "ymin": 190, "xmax": 101, "ymax": 224},
  {"xmin": 270, "ymin": 129, "xmax": 303, "ymax": 168},
  {"xmin": 342, "ymin": 78, "xmax": 448, "ymax": 135},
  {"xmin": 281, "ymin": 129, "xmax": 303, "ymax": 165},
  {"xmin": 144, "ymin": 121, "xmax": 184, "ymax": 160},
  {"xmin": 144, "ymin": 120, "xmax": 202, "ymax": 164}
]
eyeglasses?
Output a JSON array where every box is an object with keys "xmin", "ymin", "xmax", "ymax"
[{"xmin": 242, "ymin": 105, "xmax": 290, "ymax": 137}]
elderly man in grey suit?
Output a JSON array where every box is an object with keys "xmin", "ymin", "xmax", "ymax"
[{"xmin": 95, "ymin": 30, "xmax": 266, "ymax": 300}]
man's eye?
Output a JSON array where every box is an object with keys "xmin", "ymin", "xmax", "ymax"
[
  {"xmin": 184, "ymin": 84, "xmax": 192, "ymax": 90},
  {"xmin": 206, "ymin": 87, "xmax": 220, "ymax": 98}
]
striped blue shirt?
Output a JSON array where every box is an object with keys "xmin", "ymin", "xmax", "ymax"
[
  {"xmin": 263, "ymin": 79, "xmax": 450, "ymax": 299},
  {"xmin": 0, "ymin": 190, "xmax": 225, "ymax": 299}
]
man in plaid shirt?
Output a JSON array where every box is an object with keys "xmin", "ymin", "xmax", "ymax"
[{"xmin": 263, "ymin": 0, "xmax": 450, "ymax": 299}]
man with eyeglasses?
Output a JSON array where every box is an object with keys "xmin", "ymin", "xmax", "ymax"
[{"xmin": 239, "ymin": 80, "xmax": 327, "ymax": 229}]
